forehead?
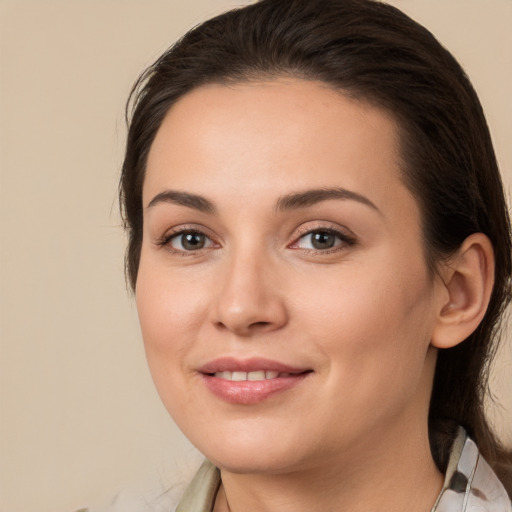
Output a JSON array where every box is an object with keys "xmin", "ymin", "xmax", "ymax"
[{"xmin": 144, "ymin": 79, "xmax": 415, "ymax": 221}]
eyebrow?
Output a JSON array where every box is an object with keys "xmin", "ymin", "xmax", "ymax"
[
  {"xmin": 146, "ymin": 186, "xmax": 381, "ymax": 216},
  {"xmin": 146, "ymin": 190, "xmax": 216, "ymax": 213},
  {"xmin": 276, "ymin": 187, "xmax": 381, "ymax": 214}
]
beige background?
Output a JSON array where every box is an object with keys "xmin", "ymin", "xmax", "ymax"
[{"xmin": 0, "ymin": 1, "xmax": 511, "ymax": 511}]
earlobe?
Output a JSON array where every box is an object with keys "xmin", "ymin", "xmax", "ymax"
[{"xmin": 431, "ymin": 233, "xmax": 495, "ymax": 349}]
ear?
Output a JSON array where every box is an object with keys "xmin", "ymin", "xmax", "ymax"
[{"xmin": 431, "ymin": 233, "xmax": 495, "ymax": 349}]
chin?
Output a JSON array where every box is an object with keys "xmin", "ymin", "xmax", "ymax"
[
  {"xmin": 186, "ymin": 421, "xmax": 318, "ymax": 475},
  {"xmin": 207, "ymin": 448, "xmax": 304, "ymax": 475}
]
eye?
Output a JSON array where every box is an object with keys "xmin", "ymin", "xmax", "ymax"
[
  {"xmin": 291, "ymin": 228, "xmax": 355, "ymax": 252},
  {"xmin": 167, "ymin": 230, "xmax": 215, "ymax": 252}
]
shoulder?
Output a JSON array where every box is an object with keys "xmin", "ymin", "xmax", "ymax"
[
  {"xmin": 73, "ymin": 489, "xmax": 180, "ymax": 512},
  {"xmin": 73, "ymin": 474, "xmax": 187, "ymax": 512},
  {"xmin": 100, "ymin": 486, "xmax": 181, "ymax": 512}
]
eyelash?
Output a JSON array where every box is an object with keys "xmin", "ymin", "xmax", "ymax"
[
  {"xmin": 289, "ymin": 226, "xmax": 357, "ymax": 254},
  {"xmin": 156, "ymin": 226, "xmax": 217, "ymax": 256},
  {"xmin": 156, "ymin": 225, "xmax": 356, "ymax": 256}
]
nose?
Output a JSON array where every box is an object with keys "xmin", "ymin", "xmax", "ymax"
[{"xmin": 211, "ymin": 249, "xmax": 288, "ymax": 337}]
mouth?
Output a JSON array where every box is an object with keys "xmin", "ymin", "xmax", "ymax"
[{"xmin": 198, "ymin": 357, "xmax": 312, "ymax": 405}]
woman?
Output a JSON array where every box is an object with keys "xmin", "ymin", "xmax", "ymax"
[{"xmin": 118, "ymin": 0, "xmax": 512, "ymax": 510}]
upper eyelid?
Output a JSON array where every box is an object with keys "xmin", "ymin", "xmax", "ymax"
[
  {"xmin": 161, "ymin": 223, "xmax": 215, "ymax": 238},
  {"xmin": 291, "ymin": 221, "xmax": 356, "ymax": 239}
]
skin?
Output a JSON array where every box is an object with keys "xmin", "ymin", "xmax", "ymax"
[{"xmin": 136, "ymin": 79, "xmax": 474, "ymax": 511}]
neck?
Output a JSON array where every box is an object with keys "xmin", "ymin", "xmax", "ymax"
[{"xmin": 214, "ymin": 421, "xmax": 443, "ymax": 512}]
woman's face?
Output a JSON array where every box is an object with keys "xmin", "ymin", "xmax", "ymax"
[{"xmin": 137, "ymin": 79, "xmax": 444, "ymax": 474}]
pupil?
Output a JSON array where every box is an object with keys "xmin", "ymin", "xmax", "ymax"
[
  {"xmin": 183, "ymin": 232, "xmax": 205, "ymax": 250},
  {"xmin": 312, "ymin": 231, "xmax": 335, "ymax": 249}
]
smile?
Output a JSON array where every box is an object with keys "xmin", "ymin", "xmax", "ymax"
[{"xmin": 198, "ymin": 357, "xmax": 312, "ymax": 405}]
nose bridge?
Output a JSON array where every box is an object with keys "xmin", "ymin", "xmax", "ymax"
[{"xmin": 212, "ymin": 240, "xmax": 287, "ymax": 335}]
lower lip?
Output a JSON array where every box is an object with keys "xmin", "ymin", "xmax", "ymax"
[{"xmin": 201, "ymin": 373, "xmax": 309, "ymax": 405}]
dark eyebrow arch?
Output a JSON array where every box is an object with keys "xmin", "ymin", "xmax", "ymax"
[
  {"xmin": 146, "ymin": 190, "xmax": 216, "ymax": 214},
  {"xmin": 276, "ymin": 187, "xmax": 381, "ymax": 214}
]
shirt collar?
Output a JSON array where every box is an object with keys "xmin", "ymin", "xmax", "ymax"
[
  {"xmin": 175, "ymin": 459, "xmax": 220, "ymax": 512},
  {"xmin": 432, "ymin": 428, "xmax": 511, "ymax": 511}
]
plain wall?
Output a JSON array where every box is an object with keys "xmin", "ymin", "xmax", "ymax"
[{"xmin": 0, "ymin": 1, "xmax": 511, "ymax": 511}]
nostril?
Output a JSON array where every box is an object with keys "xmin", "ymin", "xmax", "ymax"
[
  {"xmin": 214, "ymin": 321, "xmax": 229, "ymax": 331},
  {"xmin": 214, "ymin": 319, "xmax": 272, "ymax": 334},
  {"xmin": 249, "ymin": 321, "xmax": 271, "ymax": 329}
]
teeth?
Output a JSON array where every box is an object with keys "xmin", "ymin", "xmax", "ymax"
[
  {"xmin": 248, "ymin": 370, "xmax": 265, "ymax": 381},
  {"xmin": 213, "ymin": 370, "xmax": 283, "ymax": 381}
]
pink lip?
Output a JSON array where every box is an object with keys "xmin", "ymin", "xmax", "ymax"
[{"xmin": 198, "ymin": 357, "xmax": 312, "ymax": 405}]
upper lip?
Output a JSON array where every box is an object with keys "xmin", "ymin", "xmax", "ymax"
[{"xmin": 197, "ymin": 357, "xmax": 311, "ymax": 375}]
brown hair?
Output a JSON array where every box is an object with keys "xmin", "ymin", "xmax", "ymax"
[{"xmin": 120, "ymin": 0, "xmax": 512, "ymax": 493}]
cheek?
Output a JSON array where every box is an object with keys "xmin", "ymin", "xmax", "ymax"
[
  {"xmin": 135, "ymin": 256, "xmax": 206, "ymax": 379},
  {"xmin": 137, "ymin": 250, "xmax": 206, "ymax": 332},
  {"xmin": 300, "ymin": 256, "xmax": 435, "ymax": 390},
  {"xmin": 135, "ymin": 264, "xmax": 207, "ymax": 424}
]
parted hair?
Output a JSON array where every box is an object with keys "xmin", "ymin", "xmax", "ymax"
[{"xmin": 120, "ymin": 0, "xmax": 512, "ymax": 494}]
